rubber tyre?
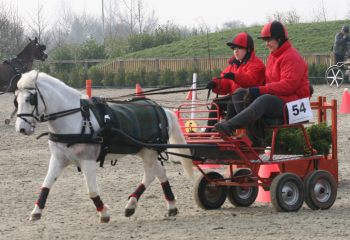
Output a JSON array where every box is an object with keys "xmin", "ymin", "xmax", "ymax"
[
  {"xmin": 325, "ymin": 66, "xmax": 344, "ymax": 87},
  {"xmin": 304, "ymin": 170, "xmax": 337, "ymax": 210},
  {"xmin": 270, "ymin": 173, "xmax": 304, "ymax": 212},
  {"xmin": 227, "ymin": 168, "xmax": 258, "ymax": 207},
  {"xmin": 193, "ymin": 171, "xmax": 227, "ymax": 209}
]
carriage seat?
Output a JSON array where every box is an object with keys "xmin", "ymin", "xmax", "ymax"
[
  {"xmin": 260, "ymin": 84, "xmax": 314, "ymax": 127},
  {"xmin": 261, "ymin": 117, "xmax": 285, "ymax": 126}
]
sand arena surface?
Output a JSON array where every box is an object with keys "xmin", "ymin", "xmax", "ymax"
[{"xmin": 1, "ymin": 85, "xmax": 350, "ymax": 240}]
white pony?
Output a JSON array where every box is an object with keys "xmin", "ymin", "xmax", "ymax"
[{"xmin": 15, "ymin": 70, "xmax": 193, "ymax": 223}]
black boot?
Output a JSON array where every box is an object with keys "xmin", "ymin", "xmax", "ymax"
[
  {"xmin": 214, "ymin": 122, "xmax": 235, "ymax": 136},
  {"xmin": 214, "ymin": 108, "xmax": 257, "ymax": 136}
]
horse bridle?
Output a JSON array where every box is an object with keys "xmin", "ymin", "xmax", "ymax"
[
  {"xmin": 16, "ymin": 85, "xmax": 46, "ymax": 129},
  {"xmin": 16, "ymin": 83, "xmax": 87, "ymax": 133}
]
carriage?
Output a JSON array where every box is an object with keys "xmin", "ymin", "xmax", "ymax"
[
  {"xmin": 176, "ymin": 96, "xmax": 338, "ymax": 212},
  {"xmin": 14, "ymin": 71, "xmax": 339, "ymax": 222},
  {"xmin": 325, "ymin": 43, "xmax": 350, "ymax": 87},
  {"xmin": 325, "ymin": 61, "xmax": 350, "ymax": 87}
]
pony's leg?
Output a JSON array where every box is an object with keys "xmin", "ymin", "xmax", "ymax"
[
  {"xmin": 30, "ymin": 155, "xmax": 68, "ymax": 221},
  {"xmin": 80, "ymin": 159, "xmax": 110, "ymax": 223},
  {"xmin": 125, "ymin": 150, "xmax": 158, "ymax": 217},
  {"xmin": 4, "ymin": 108, "xmax": 16, "ymax": 125},
  {"xmin": 154, "ymin": 160, "xmax": 178, "ymax": 216}
]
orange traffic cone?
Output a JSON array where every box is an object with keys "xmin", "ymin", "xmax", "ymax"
[
  {"xmin": 340, "ymin": 88, "xmax": 350, "ymax": 114},
  {"xmin": 135, "ymin": 83, "xmax": 145, "ymax": 98},
  {"xmin": 255, "ymin": 164, "xmax": 280, "ymax": 203},
  {"xmin": 186, "ymin": 88, "xmax": 197, "ymax": 100}
]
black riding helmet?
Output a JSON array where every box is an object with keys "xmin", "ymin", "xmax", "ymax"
[
  {"xmin": 227, "ymin": 32, "xmax": 254, "ymax": 52},
  {"xmin": 258, "ymin": 21, "xmax": 289, "ymax": 46}
]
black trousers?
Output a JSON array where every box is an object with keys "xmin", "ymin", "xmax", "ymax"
[
  {"xmin": 227, "ymin": 88, "xmax": 285, "ymax": 128},
  {"xmin": 335, "ymin": 54, "xmax": 345, "ymax": 63},
  {"xmin": 207, "ymin": 94, "xmax": 237, "ymax": 127}
]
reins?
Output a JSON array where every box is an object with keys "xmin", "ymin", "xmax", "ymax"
[{"xmin": 104, "ymin": 84, "xmax": 208, "ymax": 101}]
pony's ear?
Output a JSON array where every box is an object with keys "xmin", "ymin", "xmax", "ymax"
[
  {"xmin": 28, "ymin": 37, "xmax": 32, "ymax": 42},
  {"xmin": 34, "ymin": 37, "xmax": 38, "ymax": 43}
]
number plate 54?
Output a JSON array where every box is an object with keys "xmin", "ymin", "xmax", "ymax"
[{"xmin": 286, "ymin": 98, "xmax": 313, "ymax": 124}]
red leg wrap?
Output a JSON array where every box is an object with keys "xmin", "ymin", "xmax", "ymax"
[
  {"xmin": 129, "ymin": 183, "xmax": 146, "ymax": 200},
  {"xmin": 161, "ymin": 181, "xmax": 175, "ymax": 201},
  {"xmin": 35, "ymin": 187, "xmax": 50, "ymax": 209},
  {"xmin": 91, "ymin": 196, "xmax": 104, "ymax": 212}
]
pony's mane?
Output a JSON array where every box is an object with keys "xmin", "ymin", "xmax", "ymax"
[
  {"xmin": 17, "ymin": 70, "xmax": 39, "ymax": 89},
  {"xmin": 17, "ymin": 70, "xmax": 82, "ymax": 96}
]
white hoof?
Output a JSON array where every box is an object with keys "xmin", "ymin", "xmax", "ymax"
[
  {"xmin": 168, "ymin": 207, "xmax": 178, "ymax": 216},
  {"xmin": 30, "ymin": 213, "xmax": 41, "ymax": 221},
  {"xmin": 100, "ymin": 216, "xmax": 110, "ymax": 223},
  {"xmin": 125, "ymin": 197, "xmax": 138, "ymax": 217},
  {"xmin": 125, "ymin": 208, "xmax": 135, "ymax": 217}
]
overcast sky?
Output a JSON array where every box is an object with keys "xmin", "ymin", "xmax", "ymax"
[{"xmin": 6, "ymin": 0, "xmax": 350, "ymax": 28}]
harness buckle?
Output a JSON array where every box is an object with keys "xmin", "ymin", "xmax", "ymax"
[
  {"xmin": 81, "ymin": 105, "xmax": 89, "ymax": 112},
  {"xmin": 95, "ymin": 136, "xmax": 104, "ymax": 143}
]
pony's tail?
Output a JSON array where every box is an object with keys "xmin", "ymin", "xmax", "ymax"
[{"xmin": 167, "ymin": 111, "xmax": 194, "ymax": 179}]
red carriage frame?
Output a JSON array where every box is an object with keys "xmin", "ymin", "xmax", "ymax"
[{"xmin": 176, "ymin": 96, "xmax": 338, "ymax": 212}]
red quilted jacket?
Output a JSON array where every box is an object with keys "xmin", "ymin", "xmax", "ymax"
[
  {"xmin": 212, "ymin": 51, "xmax": 265, "ymax": 95},
  {"xmin": 258, "ymin": 41, "xmax": 310, "ymax": 103}
]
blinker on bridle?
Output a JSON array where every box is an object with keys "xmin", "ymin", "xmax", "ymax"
[{"xmin": 16, "ymin": 85, "xmax": 46, "ymax": 127}]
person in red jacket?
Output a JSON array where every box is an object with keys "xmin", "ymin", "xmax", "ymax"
[
  {"xmin": 205, "ymin": 32, "xmax": 265, "ymax": 131},
  {"xmin": 214, "ymin": 21, "xmax": 310, "ymax": 137}
]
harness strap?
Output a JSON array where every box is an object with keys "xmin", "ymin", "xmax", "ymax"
[
  {"xmin": 39, "ymin": 108, "xmax": 81, "ymax": 122},
  {"xmin": 4, "ymin": 57, "xmax": 27, "ymax": 74},
  {"xmin": 48, "ymin": 133, "xmax": 103, "ymax": 144},
  {"xmin": 80, "ymin": 99, "xmax": 94, "ymax": 135}
]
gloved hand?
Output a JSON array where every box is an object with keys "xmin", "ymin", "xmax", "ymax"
[
  {"xmin": 243, "ymin": 87, "xmax": 260, "ymax": 107},
  {"xmin": 249, "ymin": 87, "xmax": 260, "ymax": 98},
  {"xmin": 223, "ymin": 72, "xmax": 235, "ymax": 80},
  {"xmin": 206, "ymin": 81, "xmax": 216, "ymax": 89}
]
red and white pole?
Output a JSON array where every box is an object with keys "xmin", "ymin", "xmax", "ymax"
[{"xmin": 191, "ymin": 73, "xmax": 197, "ymax": 120}]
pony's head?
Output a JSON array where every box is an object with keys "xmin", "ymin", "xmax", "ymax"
[
  {"xmin": 23, "ymin": 37, "xmax": 48, "ymax": 61},
  {"xmin": 15, "ymin": 70, "xmax": 44, "ymax": 135}
]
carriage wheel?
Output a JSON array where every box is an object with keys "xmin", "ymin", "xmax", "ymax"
[
  {"xmin": 270, "ymin": 173, "xmax": 304, "ymax": 212},
  {"xmin": 227, "ymin": 168, "xmax": 258, "ymax": 207},
  {"xmin": 193, "ymin": 171, "xmax": 227, "ymax": 209},
  {"xmin": 304, "ymin": 170, "xmax": 337, "ymax": 210},
  {"xmin": 325, "ymin": 66, "xmax": 344, "ymax": 87}
]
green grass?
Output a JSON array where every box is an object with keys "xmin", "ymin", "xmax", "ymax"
[{"xmin": 122, "ymin": 20, "xmax": 349, "ymax": 59}]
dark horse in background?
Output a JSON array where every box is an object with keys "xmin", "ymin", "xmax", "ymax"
[{"xmin": 0, "ymin": 37, "xmax": 47, "ymax": 124}]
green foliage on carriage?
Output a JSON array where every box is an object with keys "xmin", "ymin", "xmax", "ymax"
[
  {"xmin": 264, "ymin": 123, "xmax": 332, "ymax": 156},
  {"xmin": 307, "ymin": 123, "xmax": 333, "ymax": 156}
]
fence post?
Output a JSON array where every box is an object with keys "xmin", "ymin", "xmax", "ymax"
[{"xmin": 86, "ymin": 79, "xmax": 92, "ymax": 98}]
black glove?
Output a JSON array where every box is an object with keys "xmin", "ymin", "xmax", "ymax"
[
  {"xmin": 223, "ymin": 72, "xmax": 235, "ymax": 80},
  {"xmin": 206, "ymin": 81, "xmax": 216, "ymax": 89},
  {"xmin": 243, "ymin": 87, "xmax": 260, "ymax": 107},
  {"xmin": 249, "ymin": 87, "xmax": 260, "ymax": 98}
]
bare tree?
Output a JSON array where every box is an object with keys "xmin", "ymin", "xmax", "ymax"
[
  {"xmin": 0, "ymin": 2, "xmax": 25, "ymax": 58},
  {"xmin": 221, "ymin": 20, "xmax": 246, "ymax": 30},
  {"xmin": 49, "ymin": 0, "xmax": 74, "ymax": 48},
  {"xmin": 119, "ymin": 0, "xmax": 158, "ymax": 34},
  {"xmin": 26, "ymin": 0, "xmax": 50, "ymax": 44},
  {"xmin": 284, "ymin": 10, "xmax": 301, "ymax": 24},
  {"xmin": 266, "ymin": 11, "xmax": 285, "ymax": 22},
  {"xmin": 311, "ymin": 0, "xmax": 327, "ymax": 22},
  {"xmin": 266, "ymin": 9, "xmax": 301, "ymax": 24}
]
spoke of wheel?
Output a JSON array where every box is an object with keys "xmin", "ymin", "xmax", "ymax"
[{"xmin": 329, "ymin": 69, "xmax": 336, "ymax": 86}]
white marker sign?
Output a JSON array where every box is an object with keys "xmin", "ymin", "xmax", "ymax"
[{"xmin": 286, "ymin": 98, "xmax": 313, "ymax": 124}]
